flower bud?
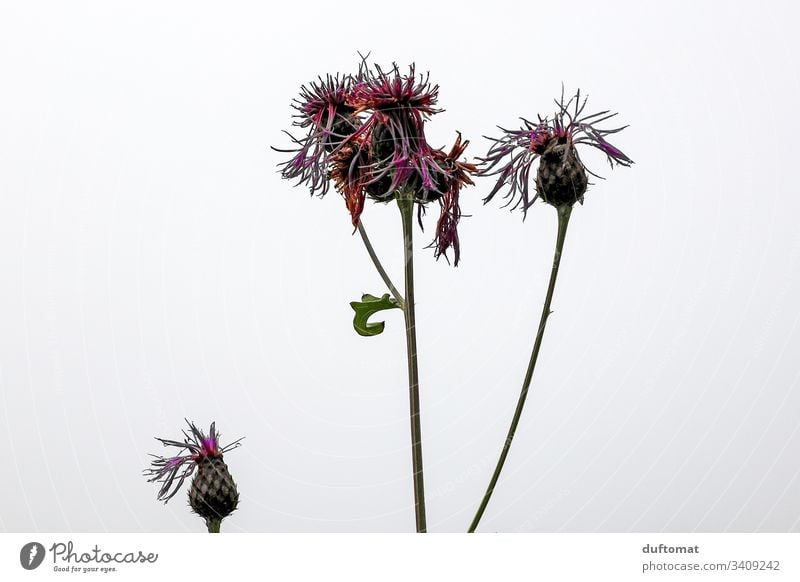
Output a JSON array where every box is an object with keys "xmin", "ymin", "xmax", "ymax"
[{"xmin": 145, "ymin": 420, "xmax": 243, "ymax": 533}]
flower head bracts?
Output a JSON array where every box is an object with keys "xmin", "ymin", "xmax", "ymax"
[
  {"xmin": 481, "ymin": 88, "xmax": 632, "ymax": 213},
  {"xmin": 145, "ymin": 420, "xmax": 243, "ymax": 503}
]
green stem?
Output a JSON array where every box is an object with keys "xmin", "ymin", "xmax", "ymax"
[
  {"xmin": 468, "ymin": 204, "xmax": 573, "ymax": 533},
  {"xmin": 398, "ymin": 194, "xmax": 427, "ymax": 533},
  {"xmin": 357, "ymin": 221, "xmax": 405, "ymax": 309},
  {"xmin": 206, "ymin": 518, "xmax": 221, "ymax": 533}
]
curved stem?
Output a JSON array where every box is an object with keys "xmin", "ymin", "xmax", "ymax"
[
  {"xmin": 398, "ymin": 194, "xmax": 427, "ymax": 533},
  {"xmin": 468, "ymin": 204, "xmax": 573, "ymax": 533},
  {"xmin": 357, "ymin": 221, "xmax": 405, "ymax": 309}
]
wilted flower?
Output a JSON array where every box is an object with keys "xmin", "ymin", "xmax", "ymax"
[
  {"xmin": 275, "ymin": 59, "xmax": 476, "ymax": 265},
  {"xmin": 427, "ymin": 133, "xmax": 476, "ymax": 265},
  {"xmin": 481, "ymin": 88, "xmax": 632, "ymax": 212},
  {"xmin": 145, "ymin": 420, "xmax": 242, "ymax": 531},
  {"xmin": 275, "ymin": 74, "xmax": 358, "ymax": 197},
  {"xmin": 348, "ymin": 63, "xmax": 442, "ymax": 198}
]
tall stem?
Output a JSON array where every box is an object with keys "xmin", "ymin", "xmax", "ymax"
[
  {"xmin": 357, "ymin": 221, "xmax": 404, "ymax": 308},
  {"xmin": 398, "ymin": 194, "xmax": 427, "ymax": 533},
  {"xmin": 468, "ymin": 204, "xmax": 573, "ymax": 533}
]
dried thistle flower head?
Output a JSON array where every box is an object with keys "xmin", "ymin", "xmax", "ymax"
[
  {"xmin": 274, "ymin": 58, "xmax": 476, "ymax": 266},
  {"xmin": 145, "ymin": 420, "xmax": 242, "ymax": 531},
  {"xmin": 481, "ymin": 88, "xmax": 632, "ymax": 212},
  {"xmin": 275, "ymin": 73, "xmax": 358, "ymax": 197}
]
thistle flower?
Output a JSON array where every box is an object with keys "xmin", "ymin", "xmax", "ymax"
[
  {"xmin": 275, "ymin": 73, "xmax": 359, "ymax": 197},
  {"xmin": 349, "ymin": 63, "xmax": 444, "ymax": 198},
  {"xmin": 481, "ymin": 88, "xmax": 632, "ymax": 212},
  {"xmin": 145, "ymin": 420, "xmax": 242, "ymax": 532},
  {"xmin": 274, "ymin": 59, "xmax": 476, "ymax": 265}
]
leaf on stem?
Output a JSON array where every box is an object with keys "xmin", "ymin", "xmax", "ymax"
[{"xmin": 349, "ymin": 293, "xmax": 402, "ymax": 336}]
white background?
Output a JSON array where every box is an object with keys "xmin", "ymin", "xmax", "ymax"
[{"xmin": 1, "ymin": 0, "xmax": 799, "ymax": 533}]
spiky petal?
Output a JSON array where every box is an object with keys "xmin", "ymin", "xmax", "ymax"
[
  {"xmin": 274, "ymin": 74, "xmax": 359, "ymax": 197},
  {"xmin": 427, "ymin": 133, "xmax": 476, "ymax": 266}
]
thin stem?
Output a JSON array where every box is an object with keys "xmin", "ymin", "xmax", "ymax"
[
  {"xmin": 357, "ymin": 221, "xmax": 405, "ymax": 309},
  {"xmin": 468, "ymin": 204, "xmax": 573, "ymax": 533},
  {"xmin": 206, "ymin": 518, "xmax": 221, "ymax": 533},
  {"xmin": 398, "ymin": 194, "xmax": 427, "ymax": 533}
]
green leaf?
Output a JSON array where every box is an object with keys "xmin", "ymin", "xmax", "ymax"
[{"xmin": 350, "ymin": 293, "xmax": 402, "ymax": 337}]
